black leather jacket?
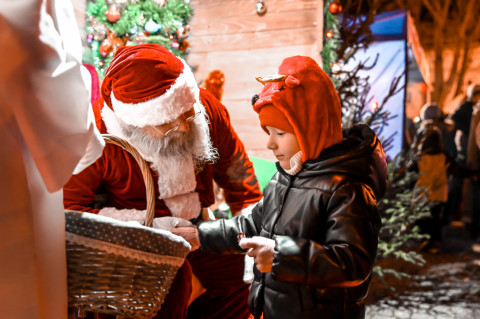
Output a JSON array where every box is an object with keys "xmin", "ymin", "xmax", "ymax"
[{"xmin": 198, "ymin": 124, "xmax": 388, "ymax": 319}]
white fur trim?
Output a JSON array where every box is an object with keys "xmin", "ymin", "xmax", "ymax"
[
  {"xmin": 99, "ymin": 207, "xmax": 147, "ymax": 224},
  {"xmin": 111, "ymin": 59, "xmax": 200, "ymax": 127},
  {"xmin": 151, "ymin": 155, "xmax": 197, "ymax": 199},
  {"xmin": 101, "ymin": 105, "xmax": 126, "ymax": 138},
  {"xmin": 164, "ymin": 192, "xmax": 201, "ymax": 220}
]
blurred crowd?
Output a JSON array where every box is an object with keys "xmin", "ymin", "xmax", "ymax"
[{"xmin": 407, "ymin": 83, "xmax": 480, "ymax": 253}]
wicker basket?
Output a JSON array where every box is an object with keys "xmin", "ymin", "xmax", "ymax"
[{"xmin": 66, "ymin": 134, "xmax": 191, "ymax": 319}]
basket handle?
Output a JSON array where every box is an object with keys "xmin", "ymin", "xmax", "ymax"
[{"xmin": 102, "ymin": 134, "xmax": 155, "ymax": 227}]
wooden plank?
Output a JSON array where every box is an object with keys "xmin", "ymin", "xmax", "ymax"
[
  {"xmin": 190, "ymin": 0, "xmax": 318, "ymax": 18},
  {"xmin": 188, "ymin": 26, "xmax": 319, "ymax": 52},
  {"xmin": 190, "ymin": 10, "xmax": 319, "ymax": 36},
  {"xmin": 189, "ymin": 44, "xmax": 322, "ymax": 94}
]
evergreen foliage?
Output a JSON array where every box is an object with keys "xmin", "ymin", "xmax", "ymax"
[
  {"xmin": 84, "ymin": 0, "xmax": 192, "ymax": 79},
  {"xmin": 323, "ymin": 0, "xmax": 431, "ymax": 279}
]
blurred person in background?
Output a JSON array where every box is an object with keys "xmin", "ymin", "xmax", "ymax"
[
  {"xmin": 466, "ymin": 85, "xmax": 480, "ymax": 242},
  {"xmin": 411, "ymin": 103, "xmax": 475, "ymax": 252},
  {"xmin": 411, "ymin": 103, "xmax": 450, "ymax": 252},
  {"xmin": 446, "ymin": 84, "xmax": 480, "ymax": 223}
]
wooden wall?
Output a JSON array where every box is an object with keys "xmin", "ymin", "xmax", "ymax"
[{"xmin": 188, "ymin": 0, "xmax": 324, "ymax": 160}]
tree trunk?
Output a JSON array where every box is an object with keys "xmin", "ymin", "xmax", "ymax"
[{"xmin": 431, "ymin": 26, "xmax": 444, "ymax": 104}]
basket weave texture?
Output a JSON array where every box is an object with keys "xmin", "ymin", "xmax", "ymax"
[{"xmin": 66, "ymin": 134, "xmax": 190, "ymax": 319}]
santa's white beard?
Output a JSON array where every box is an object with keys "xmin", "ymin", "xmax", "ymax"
[{"xmin": 102, "ymin": 107, "xmax": 218, "ymax": 220}]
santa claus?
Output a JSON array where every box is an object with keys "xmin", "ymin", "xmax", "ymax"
[{"xmin": 64, "ymin": 43, "xmax": 262, "ymax": 319}]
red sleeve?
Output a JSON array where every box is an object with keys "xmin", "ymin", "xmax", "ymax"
[
  {"xmin": 63, "ymin": 153, "xmax": 104, "ymax": 214},
  {"xmin": 92, "ymin": 97, "xmax": 108, "ymax": 134},
  {"xmin": 200, "ymin": 89, "xmax": 262, "ymax": 215}
]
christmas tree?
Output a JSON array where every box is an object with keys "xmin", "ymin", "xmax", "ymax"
[
  {"xmin": 84, "ymin": 0, "xmax": 193, "ymax": 79},
  {"xmin": 322, "ymin": 0, "xmax": 429, "ymax": 278}
]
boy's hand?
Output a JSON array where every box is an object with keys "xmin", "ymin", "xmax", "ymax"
[{"xmin": 239, "ymin": 236, "xmax": 275, "ymax": 273}]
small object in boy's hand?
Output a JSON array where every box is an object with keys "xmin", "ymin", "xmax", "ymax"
[{"xmin": 237, "ymin": 233, "xmax": 246, "ymax": 242}]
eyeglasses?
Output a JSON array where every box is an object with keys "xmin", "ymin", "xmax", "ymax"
[{"xmin": 151, "ymin": 111, "xmax": 202, "ymax": 137}]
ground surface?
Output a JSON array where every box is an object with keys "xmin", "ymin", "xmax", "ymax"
[{"xmin": 366, "ymin": 223, "xmax": 480, "ymax": 318}]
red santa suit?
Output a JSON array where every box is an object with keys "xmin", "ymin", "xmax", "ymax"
[{"xmin": 64, "ymin": 44, "xmax": 262, "ymax": 319}]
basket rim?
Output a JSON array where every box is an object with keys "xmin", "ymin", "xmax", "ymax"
[{"xmin": 66, "ymin": 232, "xmax": 186, "ymax": 266}]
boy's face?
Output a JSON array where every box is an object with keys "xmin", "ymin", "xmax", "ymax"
[{"xmin": 265, "ymin": 126, "xmax": 301, "ymax": 170}]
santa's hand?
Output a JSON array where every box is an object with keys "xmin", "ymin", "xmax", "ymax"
[
  {"xmin": 169, "ymin": 226, "xmax": 200, "ymax": 251},
  {"xmin": 152, "ymin": 216, "xmax": 193, "ymax": 230},
  {"xmin": 239, "ymin": 236, "xmax": 275, "ymax": 273}
]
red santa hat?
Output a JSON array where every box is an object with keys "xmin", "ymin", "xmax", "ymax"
[
  {"xmin": 101, "ymin": 43, "xmax": 199, "ymax": 127},
  {"xmin": 253, "ymin": 56, "xmax": 343, "ymax": 162}
]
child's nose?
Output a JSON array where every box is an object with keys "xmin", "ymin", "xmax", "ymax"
[{"xmin": 266, "ymin": 137, "xmax": 276, "ymax": 150}]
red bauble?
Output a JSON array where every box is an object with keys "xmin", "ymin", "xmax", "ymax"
[
  {"xmin": 106, "ymin": 7, "xmax": 121, "ymax": 23},
  {"xmin": 329, "ymin": 2, "xmax": 342, "ymax": 15},
  {"xmin": 154, "ymin": 0, "xmax": 166, "ymax": 6},
  {"xmin": 99, "ymin": 42, "xmax": 112, "ymax": 57}
]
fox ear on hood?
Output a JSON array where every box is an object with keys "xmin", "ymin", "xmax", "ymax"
[{"xmin": 285, "ymin": 75, "xmax": 300, "ymax": 88}]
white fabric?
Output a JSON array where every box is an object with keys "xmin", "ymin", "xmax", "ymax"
[
  {"xmin": 0, "ymin": 1, "xmax": 104, "ymax": 318},
  {"xmin": 152, "ymin": 216, "xmax": 193, "ymax": 230},
  {"xmin": 284, "ymin": 151, "xmax": 303, "ymax": 175},
  {"xmin": 243, "ymin": 254, "xmax": 255, "ymax": 283}
]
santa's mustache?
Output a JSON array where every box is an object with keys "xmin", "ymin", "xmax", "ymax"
[{"xmin": 120, "ymin": 116, "xmax": 218, "ymax": 166}]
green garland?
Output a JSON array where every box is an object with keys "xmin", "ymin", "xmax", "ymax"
[
  {"xmin": 321, "ymin": 0, "xmax": 340, "ymax": 86},
  {"xmin": 84, "ymin": 0, "xmax": 192, "ymax": 79}
]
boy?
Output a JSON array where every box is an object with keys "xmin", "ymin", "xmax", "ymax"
[{"xmin": 171, "ymin": 56, "xmax": 388, "ymax": 319}]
